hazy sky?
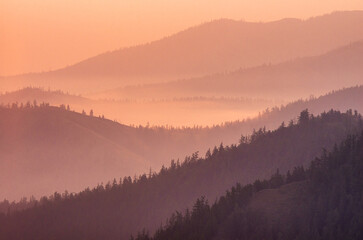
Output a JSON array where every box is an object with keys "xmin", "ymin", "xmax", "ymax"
[{"xmin": 1, "ymin": 0, "xmax": 363, "ymax": 76}]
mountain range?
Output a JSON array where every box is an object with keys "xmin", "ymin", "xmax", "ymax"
[
  {"xmin": 97, "ymin": 40, "xmax": 363, "ymax": 100},
  {"xmin": 0, "ymin": 87, "xmax": 279, "ymax": 127},
  {"xmin": 3, "ymin": 11, "xmax": 363, "ymax": 94}
]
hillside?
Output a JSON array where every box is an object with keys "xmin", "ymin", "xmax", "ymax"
[
  {"xmin": 134, "ymin": 132, "xmax": 363, "ymax": 240},
  {"xmin": 0, "ymin": 87, "xmax": 88, "ymax": 106},
  {"xmin": 3, "ymin": 11, "xmax": 363, "ymax": 93},
  {"xmin": 0, "ymin": 110, "xmax": 361, "ymax": 239},
  {"xmin": 244, "ymin": 85, "xmax": 363, "ymax": 130},
  {"xmin": 103, "ymin": 41, "xmax": 363, "ymax": 100},
  {"xmin": 0, "ymin": 106, "xmax": 147, "ymax": 201},
  {"xmin": 1, "ymin": 86, "xmax": 363, "ymax": 200},
  {"xmin": 0, "ymin": 105, "xmax": 245, "ymax": 200}
]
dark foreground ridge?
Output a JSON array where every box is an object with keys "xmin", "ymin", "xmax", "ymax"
[
  {"xmin": 134, "ymin": 131, "xmax": 363, "ymax": 240},
  {"xmin": 0, "ymin": 110, "xmax": 362, "ymax": 239}
]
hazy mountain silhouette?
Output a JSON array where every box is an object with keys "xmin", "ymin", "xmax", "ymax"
[
  {"xmin": 0, "ymin": 87, "xmax": 88, "ymax": 105},
  {"xmin": 101, "ymin": 41, "xmax": 363, "ymax": 100},
  {"xmin": 0, "ymin": 87, "xmax": 279, "ymax": 127},
  {"xmin": 3, "ymin": 11, "xmax": 363, "ymax": 93},
  {"xmin": 2, "ymin": 84, "xmax": 363, "ymax": 132},
  {"xmin": 3, "ymin": 84, "xmax": 363, "ymax": 128}
]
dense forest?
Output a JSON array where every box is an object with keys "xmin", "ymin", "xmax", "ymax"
[
  {"xmin": 0, "ymin": 109, "xmax": 362, "ymax": 239},
  {"xmin": 133, "ymin": 131, "xmax": 363, "ymax": 240}
]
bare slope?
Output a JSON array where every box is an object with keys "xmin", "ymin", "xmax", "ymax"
[
  {"xmin": 104, "ymin": 41, "xmax": 363, "ymax": 100},
  {"xmin": 3, "ymin": 11, "xmax": 363, "ymax": 93}
]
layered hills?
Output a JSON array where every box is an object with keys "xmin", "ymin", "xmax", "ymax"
[
  {"xmin": 3, "ymin": 11, "xmax": 363, "ymax": 93},
  {"xmin": 101, "ymin": 41, "xmax": 363, "ymax": 100}
]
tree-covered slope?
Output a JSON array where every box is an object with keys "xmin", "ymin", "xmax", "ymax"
[
  {"xmin": 0, "ymin": 110, "xmax": 361, "ymax": 239},
  {"xmin": 135, "ymin": 131, "xmax": 363, "ymax": 240}
]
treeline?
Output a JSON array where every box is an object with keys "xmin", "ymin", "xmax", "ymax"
[
  {"xmin": 0, "ymin": 110, "xmax": 362, "ymax": 240},
  {"xmin": 0, "ymin": 102, "xmax": 104, "ymax": 120},
  {"xmin": 0, "ymin": 197, "xmax": 37, "ymax": 216},
  {"xmin": 0, "ymin": 86, "xmax": 77, "ymax": 96},
  {"xmin": 133, "ymin": 132, "xmax": 363, "ymax": 240},
  {"xmin": 0, "ymin": 100, "xmax": 50, "ymax": 109}
]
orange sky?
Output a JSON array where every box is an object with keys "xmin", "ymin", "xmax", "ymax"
[{"xmin": 1, "ymin": 0, "xmax": 363, "ymax": 76}]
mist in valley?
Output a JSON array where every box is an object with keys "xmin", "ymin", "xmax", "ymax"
[{"xmin": 1, "ymin": 5, "xmax": 363, "ymax": 240}]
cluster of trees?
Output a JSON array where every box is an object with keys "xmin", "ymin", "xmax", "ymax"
[
  {"xmin": 0, "ymin": 110, "xmax": 362, "ymax": 240},
  {"xmin": 0, "ymin": 101, "xmax": 102, "ymax": 120},
  {"xmin": 0, "ymin": 100, "xmax": 77, "ymax": 114},
  {"xmin": 0, "ymin": 100, "xmax": 50, "ymax": 109},
  {"xmin": 133, "ymin": 132, "xmax": 363, "ymax": 240},
  {"xmin": 0, "ymin": 87, "xmax": 77, "ymax": 97},
  {"xmin": 0, "ymin": 197, "xmax": 37, "ymax": 215}
]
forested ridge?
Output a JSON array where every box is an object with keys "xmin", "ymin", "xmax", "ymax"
[
  {"xmin": 134, "ymin": 131, "xmax": 363, "ymax": 240},
  {"xmin": 0, "ymin": 110, "xmax": 362, "ymax": 239}
]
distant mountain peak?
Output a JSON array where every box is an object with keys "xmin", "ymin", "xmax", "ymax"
[{"xmin": 4, "ymin": 10, "xmax": 363, "ymax": 94}]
